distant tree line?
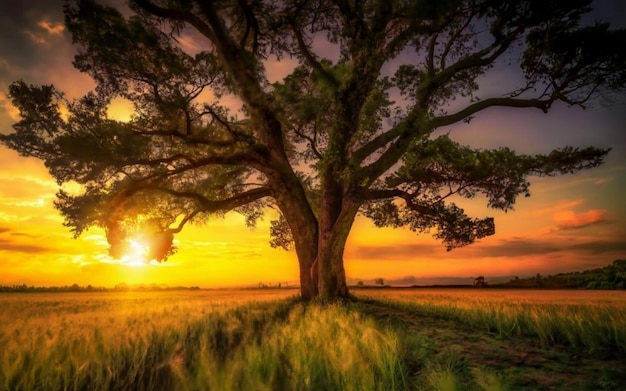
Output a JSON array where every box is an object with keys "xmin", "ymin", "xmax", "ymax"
[
  {"xmin": 353, "ymin": 278, "xmax": 385, "ymax": 287},
  {"xmin": 0, "ymin": 283, "xmax": 201, "ymax": 293},
  {"xmin": 503, "ymin": 259, "xmax": 626, "ymax": 289}
]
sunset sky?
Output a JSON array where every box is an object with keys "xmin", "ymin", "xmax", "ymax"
[{"xmin": 0, "ymin": 0, "xmax": 624, "ymax": 288}]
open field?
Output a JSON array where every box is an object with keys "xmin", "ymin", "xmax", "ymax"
[
  {"xmin": 1, "ymin": 288, "xmax": 625, "ymax": 390},
  {"xmin": 356, "ymin": 287, "xmax": 626, "ymax": 353}
]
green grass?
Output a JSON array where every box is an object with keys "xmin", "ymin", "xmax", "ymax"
[
  {"xmin": 358, "ymin": 289, "xmax": 626, "ymax": 358},
  {"xmin": 0, "ymin": 294, "xmax": 409, "ymax": 390},
  {"xmin": 1, "ymin": 289, "xmax": 625, "ymax": 390}
]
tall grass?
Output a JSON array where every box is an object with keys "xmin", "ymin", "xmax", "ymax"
[
  {"xmin": 178, "ymin": 302, "xmax": 410, "ymax": 391},
  {"xmin": 0, "ymin": 290, "xmax": 293, "ymax": 391},
  {"xmin": 0, "ymin": 291, "xmax": 413, "ymax": 390},
  {"xmin": 359, "ymin": 289, "xmax": 626, "ymax": 357},
  {"xmin": 2, "ymin": 289, "xmax": 623, "ymax": 390}
]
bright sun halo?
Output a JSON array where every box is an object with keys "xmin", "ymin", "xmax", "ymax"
[{"xmin": 121, "ymin": 238, "xmax": 149, "ymax": 267}]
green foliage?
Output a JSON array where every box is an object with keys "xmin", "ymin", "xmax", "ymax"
[
  {"xmin": 502, "ymin": 259, "xmax": 626, "ymax": 290},
  {"xmin": 364, "ymin": 136, "xmax": 607, "ymax": 249},
  {"xmin": 524, "ymin": 21, "xmax": 626, "ymax": 104}
]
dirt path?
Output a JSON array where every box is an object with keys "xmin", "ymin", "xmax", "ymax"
[{"xmin": 356, "ymin": 300, "xmax": 626, "ymax": 390}]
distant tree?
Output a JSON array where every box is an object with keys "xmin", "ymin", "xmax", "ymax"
[
  {"xmin": 357, "ymin": 281, "xmax": 365, "ymax": 287},
  {"xmin": 474, "ymin": 276, "xmax": 486, "ymax": 287},
  {"xmin": 613, "ymin": 259, "xmax": 626, "ymax": 272},
  {"xmin": 603, "ymin": 265, "xmax": 616, "ymax": 284},
  {"xmin": 2, "ymin": 0, "xmax": 624, "ymax": 300},
  {"xmin": 375, "ymin": 278, "xmax": 385, "ymax": 286}
]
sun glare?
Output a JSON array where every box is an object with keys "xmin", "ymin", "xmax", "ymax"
[{"xmin": 121, "ymin": 238, "xmax": 149, "ymax": 267}]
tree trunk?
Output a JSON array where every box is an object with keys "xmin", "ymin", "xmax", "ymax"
[
  {"xmin": 272, "ymin": 176, "xmax": 319, "ymax": 301},
  {"xmin": 316, "ymin": 180, "xmax": 359, "ymax": 300},
  {"xmin": 281, "ymin": 204, "xmax": 318, "ymax": 300},
  {"xmin": 271, "ymin": 164, "xmax": 359, "ymax": 301},
  {"xmin": 317, "ymin": 225, "xmax": 352, "ymax": 300}
]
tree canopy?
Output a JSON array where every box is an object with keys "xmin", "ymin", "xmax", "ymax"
[{"xmin": 2, "ymin": 0, "xmax": 624, "ymax": 300}]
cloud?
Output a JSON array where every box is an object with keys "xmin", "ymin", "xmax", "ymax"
[
  {"xmin": 8, "ymin": 231, "xmax": 38, "ymax": 238},
  {"xmin": 351, "ymin": 235, "xmax": 626, "ymax": 262},
  {"xmin": 0, "ymin": 2, "xmax": 66, "ymax": 67},
  {"xmin": 553, "ymin": 209, "xmax": 609, "ymax": 231},
  {"xmin": 0, "ymin": 227, "xmax": 39, "ymax": 238},
  {"xmin": 37, "ymin": 21, "xmax": 64, "ymax": 36},
  {"xmin": 24, "ymin": 21, "xmax": 66, "ymax": 46},
  {"xmin": 570, "ymin": 240, "xmax": 626, "ymax": 255},
  {"xmin": 0, "ymin": 1, "xmax": 94, "ymax": 99},
  {"xmin": 185, "ymin": 241, "xmax": 264, "ymax": 260},
  {"xmin": 476, "ymin": 238, "xmax": 562, "ymax": 258},
  {"xmin": 0, "ymin": 237, "xmax": 50, "ymax": 254},
  {"xmin": 476, "ymin": 236, "xmax": 626, "ymax": 259},
  {"xmin": 349, "ymin": 242, "xmax": 440, "ymax": 261}
]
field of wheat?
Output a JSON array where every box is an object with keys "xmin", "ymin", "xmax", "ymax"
[
  {"xmin": 1, "ymin": 288, "xmax": 625, "ymax": 390},
  {"xmin": 358, "ymin": 288, "xmax": 626, "ymax": 356}
]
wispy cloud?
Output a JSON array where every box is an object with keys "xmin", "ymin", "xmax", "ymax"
[
  {"xmin": 553, "ymin": 209, "xmax": 610, "ymax": 231},
  {"xmin": 477, "ymin": 237, "xmax": 562, "ymax": 258},
  {"xmin": 37, "ymin": 21, "xmax": 64, "ymax": 36},
  {"xmin": 351, "ymin": 235, "xmax": 625, "ymax": 262},
  {"xmin": 0, "ymin": 237, "xmax": 50, "ymax": 253},
  {"xmin": 24, "ymin": 21, "xmax": 65, "ymax": 45},
  {"xmin": 570, "ymin": 240, "xmax": 626, "ymax": 255},
  {"xmin": 349, "ymin": 242, "xmax": 439, "ymax": 261}
]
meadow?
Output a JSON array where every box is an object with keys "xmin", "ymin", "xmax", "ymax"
[{"xmin": 1, "ymin": 288, "xmax": 625, "ymax": 390}]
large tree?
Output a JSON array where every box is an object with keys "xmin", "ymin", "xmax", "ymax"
[{"xmin": 2, "ymin": 0, "xmax": 624, "ymax": 300}]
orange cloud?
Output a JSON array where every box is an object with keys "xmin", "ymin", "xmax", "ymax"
[
  {"xmin": 553, "ymin": 209, "xmax": 609, "ymax": 231},
  {"xmin": 37, "ymin": 21, "xmax": 64, "ymax": 36},
  {"xmin": 23, "ymin": 21, "xmax": 65, "ymax": 46}
]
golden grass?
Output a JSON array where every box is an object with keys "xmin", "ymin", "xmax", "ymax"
[
  {"xmin": 0, "ymin": 289, "xmax": 294, "ymax": 350},
  {"xmin": 2, "ymin": 288, "xmax": 624, "ymax": 390},
  {"xmin": 355, "ymin": 288, "xmax": 626, "ymax": 354},
  {"xmin": 0, "ymin": 289, "xmax": 411, "ymax": 390}
]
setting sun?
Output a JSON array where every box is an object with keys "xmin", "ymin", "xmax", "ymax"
[{"xmin": 120, "ymin": 238, "xmax": 150, "ymax": 267}]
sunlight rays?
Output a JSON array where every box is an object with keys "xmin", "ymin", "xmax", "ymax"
[{"xmin": 120, "ymin": 238, "xmax": 149, "ymax": 267}]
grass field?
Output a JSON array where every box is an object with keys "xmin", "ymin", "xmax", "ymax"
[{"xmin": 1, "ymin": 288, "xmax": 625, "ymax": 390}]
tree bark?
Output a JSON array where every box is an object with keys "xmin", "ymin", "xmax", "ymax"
[
  {"xmin": 271, "ymin": 171, "xmax": 319, "ymax": 300},
  {"xmin": 317, "ymin": 207, "xmax": 358, "ymax": 300},
  {"xmin": 316, "ymin": 179, "xmax": 359, "ymax": 300},
  {"xmin": 279, "ymin": 202, "xmax": 319, "ymax": 300}
]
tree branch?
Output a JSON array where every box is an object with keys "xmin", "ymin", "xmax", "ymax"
[
  {"xmin": 429, "ymin": 97, "xmax": 552, "ymax": 129},
  {"xmin": 350, "ymin": 126, "xmax": 402, "ymax": 165},
  {"xmin": 155, "ymin": 186, "xmax": 273, "ymax": 214},
  {"xmin": 289, "ymin": 20, "xmax": 338, "ymax": 87},
  {"xmin": 293, "ymin": 127, "xmax": 323, "ymax": 160},
  {"xmin": 128, "ymin": 125, "xmax": 243, "ymax": 148},
  {"xmin": 168, "ymin": 210, "xmax": 200, "ymax": 233},
  {"xmin": 133, "ymin": 0, "xmax": 217, "ymax": 42},
  {"xmin": 354, "ymin": 108, "xmax": 427, "ymax": 186}
]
